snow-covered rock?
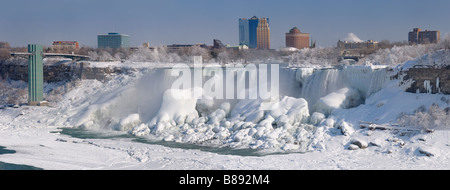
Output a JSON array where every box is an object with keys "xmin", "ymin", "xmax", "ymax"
[
  {"xmin": 417, "ymin": 146, "xmax": 439, "ymax": 157},
  {"xmin": 351, "ymin": 138, "xmax": 368, "ymax": 149},
  {"xmin": 336, "ymin": 120, "xmax": 354, "ymax": 136},
  {"xmin": 348, "ymin": 144, "xmax": 360, "ymax": 150}
]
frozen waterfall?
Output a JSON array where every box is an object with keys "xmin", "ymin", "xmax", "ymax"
[
  {"xmin": 70, "ymin": 64, "xmax": 389, "ymax": 152},
  {"xmin": 296, "ymin": 65, "xmax": 388, "ymax": 111}
]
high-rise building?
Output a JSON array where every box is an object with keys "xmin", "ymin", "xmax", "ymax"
[
  {"xmin": 257, "ymin": 17, "xmax": 270, "ymax": 50},
  {"xmin": 285, "ymin": 27, "xmax": 310, "ymax": 50},
  {"xmin": 239, "ymin": 18, "xmax": 249, "ymax": 47},
  {"xmin": 408, "ymin": 28, "xmax": 440, "ymax": 44},
  {"xmin": 97, "ymin": 32, "xmax": 130, "ymax": 49},
  {"xmin": 248, "ymin": 16, "xmax": 260, "ymax": 48},
  {"xmin": 239, "ymin": 16, "xmax": 263, "ymax": 49}
]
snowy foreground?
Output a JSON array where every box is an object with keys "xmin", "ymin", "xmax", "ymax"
[{"xmin": 1, "ymin": 62, "xmax": 450, "ymax": 170}]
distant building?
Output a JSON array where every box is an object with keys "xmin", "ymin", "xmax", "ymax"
[
  {"xmin": 0, "ymin": 41, "xmax": 10, "ymax": 49},
  {"xmin": 52, "ymin": 41, "xmax": 79, "ymax": 49},
  {"xmin": 226, "ymin": 44, "xmax": 249, "ymax": 51},
  {"xmin": 257, "ymin": 17, "xmax": 270, "ymax": 50},
  {"xmin": 97, "ymin": 33, "xmax": 130, "ymax": 49},
  {"xmin": 238, "ymin": 18, "xmax": 250, "ymax": 47},
  {"xmin": 408, "ymin": 28, "xmax": 440, "ymax": 44},
  {"xmin": 285, "ymin": 27, "xmax": 310, "ymax": 50},
  {"xmin": 213, "ymin": 39, "xmax": 225, "ymax": 49},
  {"xmin": 142, "ymin": 42, "xmax": 150, "ymax": 48},
  {"xmin": 337, "ymin": 40, "xmax": 379, "ymax": 57},
  {"xmin": 165, "ymin": 44, "xmax": 208, "ymax": 52},
  {"xmin": 239, "ymin": 16, "xmax": 264, "ymax": 49}
]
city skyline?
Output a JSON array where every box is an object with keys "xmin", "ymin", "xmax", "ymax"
[{"xmin": 1, "ymin": 0, "xmax": 450, "ymax": 48}]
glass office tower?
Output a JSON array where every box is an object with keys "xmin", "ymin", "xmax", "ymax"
[
  {"xmin": 239, "ymin": 16, "xmax": 269, "ymax": 49},
  {"xmin": 248, "ymin": 16, "xmax": 259, "ymax": 49},
  {"xmin": 239, "ymin": 18, "xmax": 249, "ymax": 46},
  {"xmin": 97, "ymin": 33, "xmax": 130, "ymax": 49}
]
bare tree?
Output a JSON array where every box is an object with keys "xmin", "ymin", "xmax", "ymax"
[{"xmin": 0, "ymin": 48, "xmax": 11, "ymax": 61}]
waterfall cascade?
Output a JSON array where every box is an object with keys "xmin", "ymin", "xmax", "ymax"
[
  {"xmin": 296, "ymin": 65, "xmax": 388, "ymax": 112},
  {"xmin": 70, "ymin": 65, "xmax": 389, "ymax": 151}
]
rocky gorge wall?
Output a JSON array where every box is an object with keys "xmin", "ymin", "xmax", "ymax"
[
  {"xmin": 1, "ymin": 60, "xmax": 449, "ymax": 96},
  {"xmin": 0, "ymin": 61, "xmax": 132, "ymax": 82},
  {"xmin": 403, "ymin": 66, "xmax": 450, "ymax": 94}
]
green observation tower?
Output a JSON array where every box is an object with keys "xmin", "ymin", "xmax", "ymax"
[{"xmin": 28, "ymin": 44, "xmax": 44, "ymax": 105}]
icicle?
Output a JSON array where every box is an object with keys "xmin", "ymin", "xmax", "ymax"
[
  {"xmin": 424, "ymin": 80, "xmax": 432, "ymax": 94},
  {"xmin": 436, "ymin": 77, "xmax": 440, "ymax": 94}
]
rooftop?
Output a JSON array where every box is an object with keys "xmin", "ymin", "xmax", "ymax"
[{"xmin": 289, "ymin": 27, "xmax": 301, "ymax": 34}]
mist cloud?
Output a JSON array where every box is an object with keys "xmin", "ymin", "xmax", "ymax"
[{"xmin": 343, "ymin": 33, "xmax": 363, "ymax": 42}]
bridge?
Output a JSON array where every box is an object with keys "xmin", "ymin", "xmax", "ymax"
[{"xmin": 10, "ymin": 52, "xmax": 90, "ymax": 61}]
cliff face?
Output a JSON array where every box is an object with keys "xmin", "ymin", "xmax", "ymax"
[
  {"xmin": 1, "ymin": 60, "xmax": 449, "ymax": 96},
  {"xmin": 0, "ymin": 61, "xmax": 131, "ymax": 82},
  {"xmin": 404, "ymin": 66, "xmax": 450, "ymax": 94}
]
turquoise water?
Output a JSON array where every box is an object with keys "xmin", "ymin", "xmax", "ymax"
[
  {"xmin": 59, "ymin": 128, "xmax": 298, "ymax": 157},
  {"xmin": 0, "ymin": 146, "xmax": 43, "ymax": 170}
]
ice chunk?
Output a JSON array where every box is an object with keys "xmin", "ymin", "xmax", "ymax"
[
  {"xmin": 118, "ymin": 113, "xmax": 140, "ymax": 131},
  {"xmin": 313, "ymin": 88, "xmax": 361, "ymax": 116},
  {"xmin": 268, "ymin": 96, "xmax": 310, "ymax": 126},
  {"xmin": 131, "ymin": 123, "xmax": 150, "ymax": 136},
  {"xmin": 196, "ymin": 97, "xmax": 215, "ymax": 116},
  {"xmin": 219, "ymin": 102, "xmax": 231, "ymax": 114},
  {"xmin": 245, "ymin": 110, "xmax": 265, "ymax": 123},
  {"xmin": 310, "ymin": 112, "xmax": 325, "ymax": 125},
  {"xmin": 321, "ymin": 118, "xmax": 335, "ymax": 128}
]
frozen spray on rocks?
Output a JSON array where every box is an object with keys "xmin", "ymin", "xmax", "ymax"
[{"xmin": 72, "ymin": 63, "xmax": 391, "ymax": 152}]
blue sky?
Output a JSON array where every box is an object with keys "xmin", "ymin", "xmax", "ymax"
[{"xmin": 1, "ymin": 0, "xmax": 449, "ymax": 48}]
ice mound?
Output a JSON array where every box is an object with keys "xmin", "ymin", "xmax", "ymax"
[
  {"xmin": 118, "ymin": 113, "xmax": 140, "ymax": 131},
  {"xmin": 313, "ymin": 88, "xmax": 362, "ymax": 116},
  {"xmin": 130, "ymin": 88, "xmax": 202, "ymax": 136},
  {"xmin": 148, "ymin": 88, "xmax": 202, "ymax": 127},
  {"xmin": 128, "ymin": 87, "xmax": 314, "ymax": 151},
  {"xmin": 310, "ymin": 112, "xmax": 326, "ymax": 125}
]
